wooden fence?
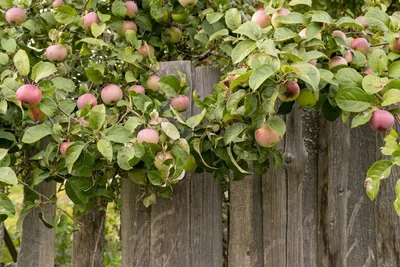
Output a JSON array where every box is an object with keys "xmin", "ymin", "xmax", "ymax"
[{"xmin": 2, "ymin": 61, "xmax": 400, "ymax": 267}]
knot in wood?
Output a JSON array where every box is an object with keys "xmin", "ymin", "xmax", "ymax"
[{"xmin": 284, "ymin": 154, "xmax": 294, "ymax": 164}]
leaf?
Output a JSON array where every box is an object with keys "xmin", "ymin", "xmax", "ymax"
[
  {"xmin": 22, "ymin": 125, "xmax": 53, "ymax": 144},
  {"xmin": 335, "ymin": 87, "xmax": 376, "ymax": 112},
  {"xmin": 32, "ymin": 169, "xmax": 50, "ymax": 186},
  {"xmin": 209, "ymin": 29, "xmax": 229, "ymax": 42},
  {"xmin": 147, "ymin": 171, "xmax": 164, "ymax": 186},
  {"xmin": 186, "ymin": 109, "xmax": 206, "ymax": 129},
  {"xmin": 13, "ymin": 50, "xmax": 30, "ymax": 76},
  {"xmin": 275, "ymin": 12, "xmax": 308, "ymax": 25},
  {"xmin": 249, "ymin": 61, "xmax": 280, "ymax": 91},
  {"xmin": 382, "ymin": 89, "xmax": 400, "ymax": 106},
  {"xmin": 39, "ymin": 98, "xmax": 58, "ymax": 117},
  {"xmin": 143, "ymin": 193, "xmax": 157, "ymax": 207},
  {"xmin": 362, "ymin": 74, "xmax": 388, "ymax": 94},
  {"xmin": 335, "ymin": 17, "xmax": 364, "ymax": 29},
  {"xmin": 0, "ymin": 193, "xmax": 15, "ymax": 218},
  {"xmin": 274, "ymin": 28, "xmax": 297, "ymax": 41},
  {"xmin": 65, "ymin": 177, "xmax": 92, "ymax": 204},
  {"xmin": 192, "ymin": 138, "xmax": 217, "ymax": 170},
  {"xmin": 224, "ymin": 123, "xmax": 247, "ymax": 145},
  {"xmin": 0, "ymin": 149, "xmax": 7, "ymax": 161},
  {"xmin": 52, "ymin": 77, "xmax": 76, "ymax": 92},
  {"xmin": 388, "ymin": 61, "xmax": 400, "ymax": 78},
  {"xmin": 97, "ymin": 139, "xmax": 113, "ymax": 162},
  {"xmin": 233, "ymin": 22, "xmax": 262, "ymax": 41},
  {"xmin": 368, "ymin": 49, "xmax": 387, "ymax": 75},
  {"xmin": 1, "ymin": 38, "xmax": 16, "ymax": 53},
  {"xmin": 364, "ymin": 9, "xmax": 390, "ymax": 32},
  {"xmin": 267, "ymin": 116, "xmax": 286, "ymax": 137},
  {"xmin": 158, "ymin": 75, "xmax": 180, "ymax": 98},
  {"xmin": 311, "ymin": 11, "xmax": 334, "ymax": 24},
  {"xmin": 91, "ymin": 23, "xmax": 106, "ymax": 38},
  {"xmin": 124, "ymin": 117, "xmax": 144, "ymax": 133},
  {"xmin": 227, "ymin": 145, "xmax": 250, "ymax": 174},
  {"xmin": 31, "ymin": 62, "xmax": 57, "ymax": 83},
  {"xmin": 104, "ymin": 125, "xmax": 133, "ymax": 143},
  {"xmin": 65, "ymin": 142, "xmax": 85, "ymax": 174},
  {"xmin": 0, "ymin": 167, "xmax": 17, "ymax": 185},
  {"xmin": 367, "ymin": 160, "xmax": 392, "ymax": 181},
  {"xmin": 336, "ymin": 68, "xmax": 363, "ymax": 88},
  {"xmin": 161, "ymin": 122, "xmax": 180, "ymax": 141},
  {"xmin": 289, "ymin": 0, "xmax": 311, "ymax": 6},
  {"xmin": 89, "ymin": 104, "xmax": 105, "ymax": 131},
  {"xmin": 0, "ymin": 53, "xmax": 8, "ymax": 65},
  {"xmin": 112, "ymin": 1, "xmax": 127, "ymax": 17},
  {"xmin": 351, "ymin": 109, "xmax": 373, "ymax": 128},
  {"xmin": 365, "ymin": 178, "xmax": 380, "ymax": 201},
  {"xmin": 54, "ymin": 5, "xmax": 78, "ymax": 24},
  {"xmin": 225, "ymin": 8, "xmax": 241, "ymax": 30},
  {"xmin": 291, "ymin": 62, "xmax": 320, "ymax": 92},
  {"xmin": 206, "ymin": 12, "xmax": 224, "ymax": 24},
  {"xmin": 231, "ymin": 40, "xmax": 257, "ymax": 64}
]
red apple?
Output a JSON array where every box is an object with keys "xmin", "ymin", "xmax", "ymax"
[
  {"xmin": 128, "ymin": 85, "xmax": 145, "ymax": 94},
  {"xmin": 77, "ymin": 93, "xmax": 97, "ymax": 109},
  {"xmin": 356, "ymin": 16, "xmax": 368, "ymax": 28},
  {"xmin": 332, "ymin": 30, "xmax": 347, "ymax": 43},
  {"xmin": 52, "ymin": 0, "xmax": 64, "ymax": 7},
  {"xmin": 78, "ymin": 117, "xmax": 89, "ymax": 127},
  {"xmin": 45, "ymin": 45, "xmax": 68, "ymax": 62},
  {"xmin": 137, "ymin": 129, "xmax": 159, "ymax": 144},
  {"xmin": 178, "ymin": 0, "xmax": 198, "ymax": 8},
  {"xmin": 390, "ymin": 38, "xmax": 400, "ymax": 53},
  {"xmin": 344, "ymin": 49, "xmax": 353, "ymax": 63},
  {"xmin": 171, "ymin": 95, "xmax": 190, "ymax": 112},
  {"xmin": 6, "ymin": 7, "xmax": 26, "ymax": 24},
  {"xmin": 254, "ymin": 124, "xmax": 280, "ymax": 147},
  {"xmin": 28, "ymin": 107, "xmax": 47, "ymax": 122},
  {"xmin": 251, "ymin": 8, "xmax": 271, "ymax": 28},
  {"xmin": 328, "ymin": 56, "xmax": 348, "ymax": 70},
  {"xmin": 363, "ymin": 67, "xmax": 373, "ymax": 75},
  {"xmin": 350, "ymin": 38, "xmax": 370, "ymax": 55},
  {"xmin": 164, "ymin": 27, "xmax": 182, "ymax": 44},
  {"xmin": 308, "ymin": 59, "xmax": 317, "ymax": 66},
  {"xmin": 278, "ymin": 81, "xmax": 300, "ymax": 101},
  {"xmin": 60, "ymin": 142, "xmax": 74, "ymax": 156},
  {"xmin": 154, "ymin": 151, "xmax": 175, "ymax": 173},
  {"xmin": 271, "ymin": 8, "xmax": 290, "ymax": 28},
  {"xmin": 138, "ymin": 44, "xmax": 155, "ymax": 57},
  {"xmin": 146, "ymin": 75, "xmax": 161, "ymax": 92},
  {"xmin": 101, "ymin": 84, "xmax": 123, "ymax": 105},
  {"xmin": 369, "ymin": 110, "xmax": 395, "ymax": 132},
  {"xmin": 82, "ymin": 12, "xmax": 99, "ymax": 29},
  {"xmin": 16, "ymin": 84, "xmax": 42, "ymax": 107},
  {"xmin": 125, "ymin": 1, "xmax": 138, "ymax": 17},
  {"xmin": 121, "ymin": 21, "xmax": 137, "ymax": 35}
]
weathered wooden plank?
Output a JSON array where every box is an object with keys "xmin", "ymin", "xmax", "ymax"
[
  {"xmin": 229, "ymin": 173, "xmax": 264, "ymax": 267},
  {"xmin": 72, "ymin": 208, "xmax": 105, "ymax": 267},
  {"xmin": 17, "ymin": 181, "xmax": 56, "ymax": 267},
  {"xmin": 190, "ymin": 67, "xmax": 222, "ymax": 267},
  {"xmin": 0, "ymin": 223, "xmax": 3, "ymax": 261},
  {"xmin": 301, "ymin": 109, "xmax": 319, "ymax": 267},
  {"xmin": 375, "ymin": 127, "xmax": 400, "ymax": 267}
]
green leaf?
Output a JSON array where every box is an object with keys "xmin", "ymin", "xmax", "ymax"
[
  {"xmin": 39, "ymin": 98, "xmax": 58, "ymax": 117},
  {"xmin": 291, "ymin": 62, "xmax": 320, "ymax": 92},
  {"xmin": 227, "ymin": 145, "xmax": 250, "ymax": 174},
  {"xmin": 351, "ymin": 109, "xmax": 373, "ymax": 128},
  {"xmin": 0, "ymin": 167, "xmax": 17, "ymax": 185},
  {"xmin": 364, "ymin": 9, "xmax": 389, "ymax": 32},
  {"xmin": 249, "ymin": 60, "xmax": 280, "ymax": 91},
  {"xmin": 13, "ymin": 50, "xmax": 30, "ymax": 76},
  {"xmin": 392, "ymin": 150, "xmax": 400, "ymax": 166},
  {"xmin": 311, "ymin": 11, "xmax": 334, "ymax": 24},
  {"xmin": 233, "ymin": 22, "xmax": 262, "ymax": 41},
  {"xmin": 0, "ymin": 193, "xmax": 15, "ymax": 218},
  {"xmin": 97, "ymin": 139, "xmax": 113, "ymax": 162},
  {"xmin": 225, "ymin": 8, "xmax": 241, "ymax": 30},
  {"xmin": 368, "ymin": 49, "xmax": 387, "ymax": 75},
  {"xmin": 227, "ymin": 90, "xmax": 247, "ymax": 112},
  {"xmin": 91, "ymin": 23, "xmax": 106, "ymax": 38},
  {"xmin": 267, "ymin": 116, "xmax": 286, "ymax": 137},
  {"xmin": 224, "ymin": 123, "xmax": 247, "ymax": 145},
  {"xmin": 0, "ymin": 53, "xmax": 8, "ymax": 65},
  {"xmin": 104, "ymin": 125, "xmax": 132, "ymax": 143},
  {"xmin": 143, "ymin": 193, "xmax": 157, "ymax": 207},
  {"xmin": 31, "ymin": 62, "xmax": 57, "ymax": 83},
  {"xmin": 362, "ymin": 74, "xmax": 388, "ymax": 94},
  {"xmin": 335, "ymin": 17, "xmax": 364, "ymax": 29},
  {"xmin": 365, "ymin": 178, "xmax": 380, "ymax": 201},
  {"xmin": 22, "ymin": 125, "xmax": 53, "ymax": 144},
  {"xmin": 124, "ymin": 116, "xmax": 144, "ymax": 133},
  {"xmin": 192, "ymin": 138, "xmax": 217, "ymax": 170},
  {"xmin": 1, "ymin": 38, "xmax": 16, "ymax": 53},
  {"xmin": 89, "ymin": 104, "xmax": 105, "ymax": 131},
  {"xmin": 275, "ymin": 12, "xmax": 308, "ymax": 25},
  {"xmin": 65, "ymin": 142, "xmax": 85, "ymax": 174},
  {"xmin": 54, "ymin": 5, "xmax": 78, "ymax": 24},
  {"xmin": 206, "ymin": 12, "xmax": 224, "ymax": 24},
  {"xmin": 209, "ymin": 29, "xmax": 229, "ymax": 42},
  {"xmin": 161, "ymin": 122, "xmax": 180, "ymax": 141},
  {"xmin": 147, "ymin": 171, "xmax": 164, "ymax": 186},
  {"xmin": 231, "ymin": 40, "xmax": 257, "ymax": 64},
  {"xmin": 289, "ymin": 0, "xmax": 311, "ymax": 6},
  {"xmin": 274, "ymin": 28, "xmax": 297, "ymax": 41},
  {"xmin": 78, "ymin": 38, "xmax": 108, "ymax": 47},
  {"xmin": 394, "ymin": 196, "xmax": 400, "ymax": 216},
  {"xmin": 382, "ymin": 89, "xmax": 400, "ymax": 106},
  {"xmin": 159, "ymin": 75, "xmax": 180, "ymax": 98},
  {"xmin": 117, "ymin": 146, "xmax": 140, "ymax": 170},
  {"xmin": 112, "ymin": 1, "xmax": 127, "ymax": 17},
  {"xmin": 32, "ymin": 169, "xmax": 50, "ymax": 186},
  {"xmin": 388, "ymin": 61, "xmax": 400, "ymax": 78},
  {"xmin": 65, "ymin": 177, "xmax": 92, "ymax": 204},
  {"xmin": 335, "ymin": 87, "xmax": 376, "ymax": 112},
  {"xmin": 0, "ymin": 149, "xmax": 7, "ymax": 161},
  {"xmin": 367, "ymin": 160, "xmax": 392, "ymax": 181},
  {"xmin": 336, "ymin": 68, "xmax": 363, "ymax": 88},
  {"xmin": 52, "ymin": 77, "xmax": 76, "ymax": 92},
  {"xmin": 186, "ymin": 109, "xmax": 206, "ymax": 129}
]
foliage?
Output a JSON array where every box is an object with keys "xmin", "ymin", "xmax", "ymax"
[{"xmin": 1, "ymin": 0, "xmax": 400, "ymax": 247}]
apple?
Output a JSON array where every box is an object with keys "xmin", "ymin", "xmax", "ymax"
[
  {"xmin": 154, "ymin": 151, "xmax": 175, "ymax": 173},
  {"xmin": 77, "ymin": 93, "xmax": 97, "ymax": 109},
  {"xmin": 299, "ymin": 28, "xmax": 322, "ymax": 40},
  {"xmin": 159, "ymin": 132, "xmax": 168, "ymax": 143},
  {"xmin": 60, "ymin": 142, "xmax": 74, "ymax": 157},
  {"xmin": 390, "ymin": 38, "xmax": 400, "ymax": 53},
  {"xmin": 137, "ymin": 129, "xmax": 159, "ymax": 144},
  {"xmin": 171, "ymin": 95, "xmax": 190, "ymax": 112},
  {"xmin": 184, "ymin": 155, "xmax": 196, "ymax": 171},
  {"xmin": 363, "ymin": 67, "xmax": 373, "ymax": 75},
  {"xmin": 271, "ymin": 8, "xmax": 290, "ymax": 28},
  {"xmin": 369, "ymin": 110, "xmax": 395, "ymax": 132},
  {"xmin": 356, "ymin": 16, "xmax": 368, "ymax": 28},
  {"xmin": 350, "ymin": 38, "xmax": 370, "ymax": 55},
  {"xmin": 146, "ymin": 75, "xmax": 161, "ymax": 91},
  {"xmin": 52, "ymin": 0, "xmax": 64, "ymax": 7},
  {"xmin": 82, "ymin": 12, "xmax": 99, "ymax": 29},
  {"xmin": 6, "ymin": 7, "xmax": 26, "ymax": 24},
  {"xmin": 16, "ymin": 84, "xmax": 42, "ymax": 107},
  {"xmin": 251, "ymin": 8, "xmax": 271, "ymax": 28},
  {"xmin": 138, "ymin": 44, "xmax": 155, "ymax": 57},
  {"xmin": 164, "ymin": 27, "xmax": 182, "ymax": 44},
  {"xmin": 254, "ymin": 124, "xmax": 280, "ymax": 147},
  {"xmin": 125, "ymin": 1, "xmax": 138, "ymax": 17},
  {"xmin": 121, "ymin": 21, "xmax": 137, "ymax": 35},
  {"xmin": 101, "ymin": 84, "xmax": 123, "ymax": 105},
  {"xmin": 202, "ymin": 58, "xmax": 212, "ymax": 65},
  {"xmin": 45, "ymin": 45, "xmax": 68, "ymax": 62},
  {"xmin": 328, "ymin": 56, "xmax": 348, "ymax": 70},
  {"xmin": 308, "ymin": 59, "xmax": 317, "ymax": 66},
  {"xmin": 28, "ymin": 107, "xmax": 47, "ymax": 122},
  {"xmin": 178, "ymin": 0, "xmax": 198, "ymax": 8},
  {"xmin": 278, "ymin": 81, "xmax": 300, "ymax": 102},
  {"xmin": 172, "ymin": 11, "xmax": 189, "ymax": 23},
  {"xmin": 297, "ymin": 89, "xmax": 317, "ymax": 108},
  {"xmin": 128, "ymin": 85, "xmax": 145, "ymax": 94},
  {"xmin": 332, "ymin": 30, "xmax": 347, "ymax": 43},
  {"xmin": 344, "ymin": 49, "xmax": 353, "ymax": 63}
]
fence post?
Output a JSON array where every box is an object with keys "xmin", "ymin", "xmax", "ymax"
[
  {"xmin": 17, "ymin": 180, "xmax": 56, "ymax": 267},
  {"xmin": 120, "ymin": 61, "xmax": 222, "ymax": 267},
  {"xmin": 72, "ymin": 208, "xmax": 105, "ymax": 267}
]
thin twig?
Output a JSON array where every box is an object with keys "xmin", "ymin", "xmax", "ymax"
[
  {"xmin": 370, "ymin": 42, "xmax": 389, "ymax": 47},
  {"xmin": 117, "ymin": 109, "xmax": 130, "ymax": 124}
]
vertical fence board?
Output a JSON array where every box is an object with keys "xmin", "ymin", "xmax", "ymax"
[
  {"xmin": 17, "ymin": 181, "xmax": 56, "ymax": 267},
  {"xmin": 72, "ymin": 208, "xmax": 105, "ymax": 267}
]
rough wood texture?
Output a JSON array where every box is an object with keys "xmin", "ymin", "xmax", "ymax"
[
  {"xmin": 0, "ymin": 223, "xmax": 3, "ymax": 261},
  {"xmin": 72, "ymin": 208, "xmax": 105, "ymax": 267},
  {"xmin": 17, "ymin": 181, "xmax": 56, "ymax": 267},
  {"xmin": 121, "ymin": 62, "xmax": 222, "ymax": 267}
]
